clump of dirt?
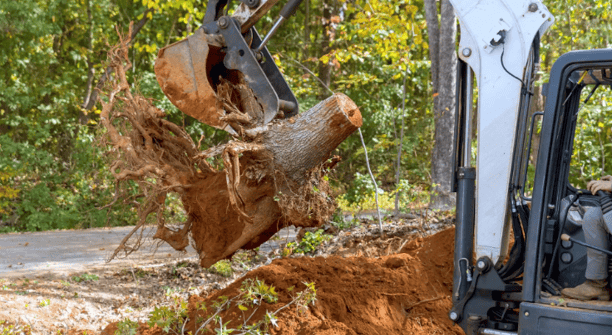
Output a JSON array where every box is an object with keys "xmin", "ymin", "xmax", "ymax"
[{"xmin": 103, "ymin": 227, "xmax": 460, "ymax": 335}]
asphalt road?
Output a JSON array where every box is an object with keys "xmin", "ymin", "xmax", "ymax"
[{"xmin": 0, "ymin": 225, "xmax": 297, "ymax": 279}]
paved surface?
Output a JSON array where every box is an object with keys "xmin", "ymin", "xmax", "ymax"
[{"xmin": 0, "ymin": 225, "xmax": 297, "ymax": 279}]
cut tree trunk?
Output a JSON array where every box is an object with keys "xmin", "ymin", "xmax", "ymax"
[{"xmin": 190, "ymin": 93, "xmax": 362, "ymax": 266}]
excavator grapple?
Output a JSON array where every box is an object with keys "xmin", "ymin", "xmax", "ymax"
[{"xmin": 154, "ymin": 0, "xmax": 302, "ymax": 132}]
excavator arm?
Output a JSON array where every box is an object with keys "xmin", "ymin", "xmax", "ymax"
[{"xmin": 452, "ymin": 0, "xmax": 553, "ymax": 269}]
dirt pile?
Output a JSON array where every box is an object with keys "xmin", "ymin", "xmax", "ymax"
[
  {"xmin": 195, "ymin": 228, "xmax": 460, "ymax": 335},
  {"xmin": 103, "ymin": 228, "xmax": 460, "ymax": 334}
]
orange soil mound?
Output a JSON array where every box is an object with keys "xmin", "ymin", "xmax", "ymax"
[
  {"xmin": 196, "ymin": 228, "xmax": 460, "ymax": 335},
  {"xmin": 102, "ymin": 228, "xmax": 460, "ymax": 335}
]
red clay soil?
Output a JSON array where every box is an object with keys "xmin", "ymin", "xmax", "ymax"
[{"xmin": 102, "ymin": 228, "xmax": 461, "ymax": 335}]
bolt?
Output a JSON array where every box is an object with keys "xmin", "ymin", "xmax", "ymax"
[
  {"xmin": 218, "ymin": 16, "xmax": 230, "ymax": 29},
  {"xmin": 524, "ymin": 311, "xmax": 530, "ymax": 317},
  {"xmin": 245, "ymin": 0, "xmax": 260, "ymax": 8},
  {"xmin": 462, "ymin": 48, "xmax": 472, "ymax": 57},
  {"xmin": 477, "ymin": 260, "xmax": 486, "ymax": 269},
  {"xmin": 528, "ymin": 3, "xmax": 538, "ymax": 12},
  {"xmin": 449, "ymin": 312, "xmax": 459, "ymax": 321}
]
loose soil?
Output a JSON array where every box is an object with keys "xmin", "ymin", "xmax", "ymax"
[{"xmin": 1, "ymin": 216, "xmax": 460, "ymax": 335}]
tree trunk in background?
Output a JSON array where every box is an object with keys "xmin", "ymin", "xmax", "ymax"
[
  {"xmin": 317, "ymin": 0, "xmax": 337, "ymax": 99},
  {"xmin": 527, "ymin": 49, "xmax": 550, "ymax": 179},
  {"xmin": 80, "ymin": 0, "xmax": 94, "ymax": 125},
  {"xmin": 426, "ymin": 0, "xmax": 457, "ymax": 209}
]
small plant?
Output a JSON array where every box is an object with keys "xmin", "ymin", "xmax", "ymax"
[
  {"xmin": 240, "ymin": 278, "xmax": 279, "ymax": 307},
  {"xmin": 147, "ymin": 297, "xmax": 189, "ymax": 334},
  {"xmin": 190, "ymin": 279, "xmax": 317, "ymax": 335},
  {"xmin": 61, "ymin": 280, "xmax": 71, "ymax": 286},
  {"xmin": 115, "ymin": 317, "xmax": 138, "ymax": 335},
  {"xmin": 72, "ymin": 273, "xmax": 99, "ymax": 283},
  {"xmin": 0, "ymin": 320, "xmax": 32, "ymax": 335},
  {"xmin": 286, "ymin": 229, "xmax": 331, "ymax": 254},
  {"xmin": 330, "ymin": 210, "xmax": 360, "ymax": 230},
  {"xmin": 38, "ymin": 299, "xmax": 50, "ymax": 307},
  {"xmin": 208, "ymin": 260, "xmax": 234, "ymax": 278}
]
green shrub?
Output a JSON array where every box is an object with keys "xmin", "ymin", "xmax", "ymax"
[
  {"xmin": 0, "ymin": 127, "xmax": 139, "ymax": 233},
  {"xmin": 115, "ymin": 317, "xmax": 138, "ymax": 335},
  {"xmin": 147, "ymin": 296, "xmax": 188, "ymax": 333},
  {"xmin": 208, "ymin": 260, "xmax": 233, "ymax": 278},
  {"xmin": 286, "ymin": 229, "xmax": 331, "ymax": 254}
]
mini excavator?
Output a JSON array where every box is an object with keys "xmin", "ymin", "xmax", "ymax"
[{"xmin": 153, "ymin": 0, "xmax": 612, "ymax": 334}]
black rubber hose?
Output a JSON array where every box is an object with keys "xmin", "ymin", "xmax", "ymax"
[
  {"xmin": 546, "ymin": 193, "xmax": 581, "ymax": 279},
  {"xmin": 499, "ymin": 207, "xmax": 525, "ymax": 280}
]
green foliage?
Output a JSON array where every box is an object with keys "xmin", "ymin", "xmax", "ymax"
[
  {"xmin": 208, "ymin": 260, "xmax": 234, "ymax": 278},
  {"xmin": 286, "ymin": 229, "xmax": 331, "ymax": 254},
  {"xmin": 0, "ymin": 126, "xmax": 138, "ymax": 232},
  {"xmin": 115, "ymin": 318, "xmax": 138, "ymax": 335},
  {"xmin": 569, "ymin": 86, "xmax": 612, "ymax": 187},
  {"xmin": 330, "ymin": 210, "xmax": 360, "ymax": 230},
  {"xmin": 71, "ymin": 273, "xmax": 99, "ymax": 283},
  {"xmin": 240, "ymin": 278, "xmax": 279, "ymax": 306},
  {"xmin": 0, "ymin": 320, "xmax": 31, "ymax": 335},
  {"xmin": 147, "ymin": 296, "xmax": 188, "ymax": 333}
]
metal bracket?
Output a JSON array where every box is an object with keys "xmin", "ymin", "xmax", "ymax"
[{"xmin": 217, "ymin": 17, "xmax": 298, "ymax": 123}]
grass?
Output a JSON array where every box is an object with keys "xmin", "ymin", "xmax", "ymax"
[{"xmin": 71, "ymin": 273, "xmax": 99, "ymax": 283}]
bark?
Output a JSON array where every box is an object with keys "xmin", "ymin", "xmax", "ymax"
[
  {"xmin": 80, "ymin": 0, "xmax": 95, "ymax": 124},
  {"xmin": 264, "ymin": 93, "xmax": 361, "ymax": 183},
  {"xmin": 317, "ymin": 0, "xmax": 337, "ymax": 100},
  {"xmin": 190, "ymin": 93, "xmax": 361, "ymax": 266},
  {"xmin": 424, "ymin": 0, "xmax": 440, "ymax": 95},
  {"xmin": 394, "ymin": 71, "xmax": 408, "ymax": 215},
  {"xmin": 429, "ymin": 0, "xmax": 457, "ymax": 209}
]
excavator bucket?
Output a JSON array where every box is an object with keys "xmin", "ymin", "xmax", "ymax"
[{"xmin": 154, "ymin": 29, "xmax": 228, "ymax": 130}]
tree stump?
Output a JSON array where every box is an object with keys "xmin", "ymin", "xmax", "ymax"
[{"xmin": 101, "ymin": 35, "xmax": 361, "ymax": 268}]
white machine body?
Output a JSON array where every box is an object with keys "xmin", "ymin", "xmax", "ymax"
[{"xmin": 449, "ymin": 0, "xmax": 554, "ymax": 264}]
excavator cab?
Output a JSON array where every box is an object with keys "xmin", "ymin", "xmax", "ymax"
[{"xmin": 451, "ymin": 43, "xmax": 612, "ymax": 334}]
